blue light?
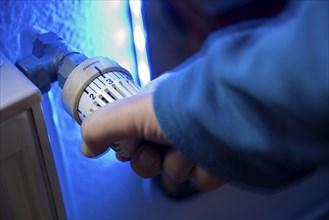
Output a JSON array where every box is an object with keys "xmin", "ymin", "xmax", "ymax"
[
  {"xmin": 82, "ymin": 1, "xmax": 138, "ymax": 81},
  {"xmin": 129, "ymin": 0, "xmax": 151, "ymax": 86}
]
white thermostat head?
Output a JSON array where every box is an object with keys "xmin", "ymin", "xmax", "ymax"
[
  {"xmin": 62, "ymin": 57, "xmax": 141, "ymax": 158},
  {"xmin": 62, "ymin": 56, "xmax": 140, "ymax": 124}
]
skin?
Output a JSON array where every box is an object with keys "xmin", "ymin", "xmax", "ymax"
[{"xmin": 81, "ymin": 92, "xmax": 224, "ymax": 192}]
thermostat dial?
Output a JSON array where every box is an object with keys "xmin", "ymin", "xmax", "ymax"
[
  {"xmin": 62, "ymin": 57, "xmax": 141, "ymax": 158},
  {"xmin": 77, "ymin": 70, "xmax": 140, "ymax": 122}
]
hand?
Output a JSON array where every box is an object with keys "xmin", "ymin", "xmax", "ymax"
[{"xmin": 81, "ymin": 78, "xmax": 225, "ymax": 191}]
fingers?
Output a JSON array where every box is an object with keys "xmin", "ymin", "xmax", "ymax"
[
  {"xmin": 190, "ymin": 166, "xmax": 225, "ymax": 191},
  {"xmin": 129, "ymin": 145, "xmax": 224, "ymax": 192},
  {"xmin": 130, "ymin": 143, "xmax": 162, "ymax": 178},
  {"xmin": 162, "ymin": 148, "xmax": 224, "ymax": 191},
  {"xmin": 81, "ymin": 94, "xmax": 170, "ymax": 158},
  {"xmin": 84, "ymin": 133, "xmax": 225, "ymax": 191},
  {"xmin": 82, "ymin": 141, "xmax": 104, "ymax": 158},
  {"xmin": 115, "ymin": 153, "xmax": 131, "ymax": 162},
  {"xmin": 81, "ymin": 95, "xmax": 145, "ymax": 157},
  {"xmin": 163, "ymin": 149, "xmax": 194, "ymax": 182}
]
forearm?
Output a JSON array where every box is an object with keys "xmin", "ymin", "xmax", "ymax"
[{"xmin": 153, "ymin": 1, "xmax": 329, "ymax": 188}]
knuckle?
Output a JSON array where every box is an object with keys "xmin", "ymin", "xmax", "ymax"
[
  {"xmin": 131, "ymin": 159, "xmax": 161, "ymax": 178},
  {"xmin": 164, "ymin": 149, "xmax": 193, "ymax": 182},
  {"xmin": 164, "ymin": 164, "xmax": 190, "ymax": 182},
  {"xmin": 130, "ymin": 145, "xmax": 162, "ymax": 178},
  {"xmin": 191, "ymin": 167, "xmax": 224, "ymax": 191},
  {"xmin": 81, "ymin": 116, "xmax": 95, "ymax": 146}
]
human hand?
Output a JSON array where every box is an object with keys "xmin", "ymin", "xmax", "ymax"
[{"xmin": 81, "ymin": 77, "xmax": 225, "ymax": 191}]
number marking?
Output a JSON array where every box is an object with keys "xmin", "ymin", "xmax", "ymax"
[{"xmin": 94, "ymin": 66, "xmax": 102, "ymax": 74}]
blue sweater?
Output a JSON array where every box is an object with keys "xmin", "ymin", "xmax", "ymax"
[{"xmin": 153, "ymin": 1, "xmax": 329, "ymax": 189}]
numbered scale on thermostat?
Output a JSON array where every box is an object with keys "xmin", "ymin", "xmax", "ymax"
[
  {"xmin": 78, "ymin": 70, "xmax": 140, "ymax": 121},
  {"xmin": 62, "ymin": 56, "xmax": 141, "ymax": 125}
]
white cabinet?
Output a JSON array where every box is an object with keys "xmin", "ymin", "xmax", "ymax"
[{"xmin": 0, "ymin": 54, "xmax": 66, "ymax": 219}]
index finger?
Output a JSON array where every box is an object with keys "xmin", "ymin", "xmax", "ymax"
[
  {"xmin": 81, "ymin": 96, "xmax": 143, "ymax": 157},
  {"xmin": 81, "ymin": 94, "xmax": 169, "ymax": 157}
]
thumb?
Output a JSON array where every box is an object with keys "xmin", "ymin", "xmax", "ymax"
[{"xmin": 81, "ymin": 93, "xmax": 170, "ymax": 157}]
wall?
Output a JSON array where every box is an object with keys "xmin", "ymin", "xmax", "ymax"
[{"xmin": 0, "ymin": 0, "xmax": 136, "ymax": 75}]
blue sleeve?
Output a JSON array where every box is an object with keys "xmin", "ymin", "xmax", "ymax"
[{"xmin": 153, "ymin": 1, "xmax": 329, "ymax": 189}]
